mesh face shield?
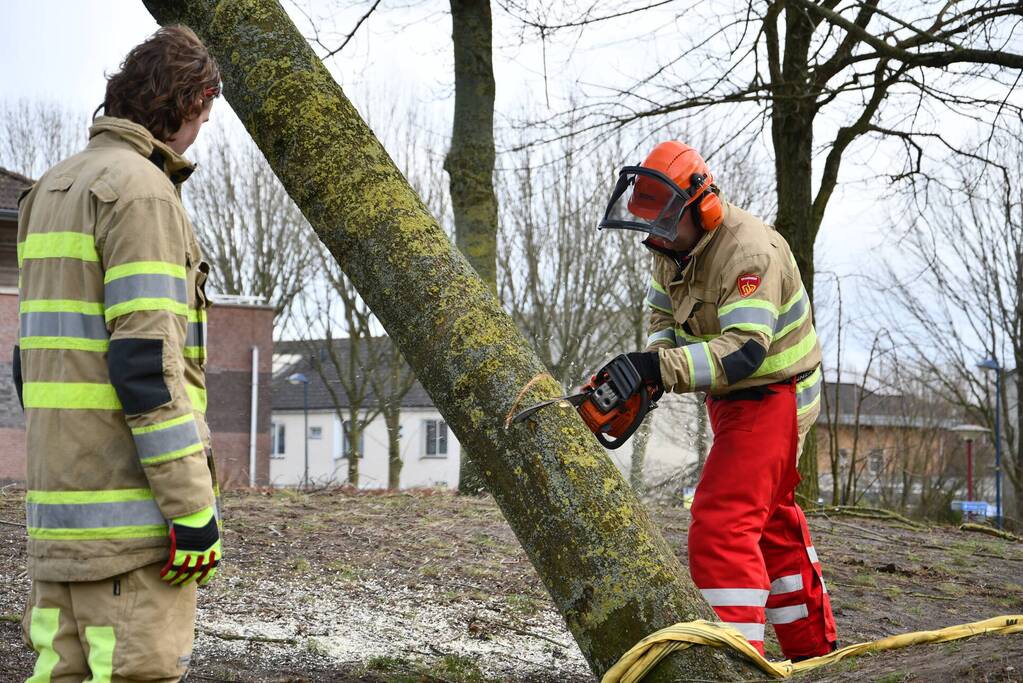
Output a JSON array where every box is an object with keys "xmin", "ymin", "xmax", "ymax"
[{"xmin": 598, "ymin": 166, "xmax": 700, "ymax": 242}]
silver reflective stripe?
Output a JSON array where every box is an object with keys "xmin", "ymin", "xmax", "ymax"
[
  {"xmin": 646, "ymin": 283, "xmax": 672, "ymax": 313},
  {"xmin": 26, "ymin": 499, "xmax": 166, "ymax": 529},
  {"xmin": 821, "ymin": 577, "xmax": 828, "ymax": 594},
  {"xmin": 719, "ymin": 305, "xmax": 777, "ymax": 331},
  {"xmin": 132, "ymin": 418, "xmax": 203, "ymax": 465},
  {"xmin": 796, "ymin": 369, "xmax": 823, "ymax": 412},
  {"xmin": 775, "ymin": 288, "xmax": 809, "ymax": 336},
  {"xmin": 807, "ymin": 546, "xmax": 819, "ymax": 563},
  {"xmin": 725, "ymin": 622, "xmax": 766, "ymax": 641},
  {"xmin": 104, "ymin": 274, "xmax": 187, "ymax": 308},
  {"xmin": 766, "ymin": 604, "xmax": 809, "ymax": 624},
  {"xmin": 770, "ymin": 573, "xmax": 804, "ymax": 595},
  {"xmin": 186, "ymin": 321, "xmax": 206, "ymax": 348},
  {"xmin": 701, "ymin": 588, "xmax": 769, "ymax": 607},
  {"xmin": 20, "ymin": 312, "xmax": 109, "ymax": 339},
  {"xmin": 687, "ymin": 342, "xmax": 715, "ymax": 390}
]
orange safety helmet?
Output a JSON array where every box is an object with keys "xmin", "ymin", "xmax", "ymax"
[{"xmin": 599, "ymin": 141, "xmax": 723, "ymax": 241}]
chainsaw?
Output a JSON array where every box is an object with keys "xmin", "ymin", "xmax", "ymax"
[{"xmin": 511, "ymin": 355, "xmax": 659, "ymax": 449}]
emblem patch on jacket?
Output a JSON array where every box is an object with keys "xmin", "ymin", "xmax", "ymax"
[{"xmin": 737, "ymin": 273, "xmax": 761, "ymax": 297}]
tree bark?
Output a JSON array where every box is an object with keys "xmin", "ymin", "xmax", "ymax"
[
  {"xmin": 385, "ymin": 407, "xmax": 402, "ymax": 489},
  {"xmin": 629, "ymin": 419, "xmax": 650, "ymax": 494},
  {"xmin": 141, "ymin": 1, "xmax": 756, "ymax": 678},
  {"xmin": 446, "ymin": 0, "xmax": 499, "ymax": 496},
  {"xmin": 773, "ymin": 5, "xmax": 822, "ymax": 505}
]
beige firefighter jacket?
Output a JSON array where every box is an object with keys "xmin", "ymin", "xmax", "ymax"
[
  {"xmin": 644, "ymin": 200, "xmax": 822, "ymax": 433},
  {"xmin": 17, "ymin": 116, "xmax": 215, "ymax": 582}
]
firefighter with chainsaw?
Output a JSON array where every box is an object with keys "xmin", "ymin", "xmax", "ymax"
[
  {"xmin": 16, "ymin": 27, "xmax": 221, "ymax": 681},
  {"xmin": 598, "ymin": 141, "xmax": 837, "ymax": 660}
]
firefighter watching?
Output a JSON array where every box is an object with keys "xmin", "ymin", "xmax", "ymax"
[
  {"xmin": 599, "ymin": 141, "xmax": 838, "ymax": 660},
  {"xmin": 16, "ymin": 26, "xmax": 221, "ymax": 682}
]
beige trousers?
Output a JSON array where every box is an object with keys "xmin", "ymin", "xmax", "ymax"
[{"xmin": 22, "ymin": 562, "xmax": 196, "ymax": 683}]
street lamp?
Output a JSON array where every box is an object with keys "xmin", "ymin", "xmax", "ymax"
[
  {"xmin": 288, "ymin": 372, "xmax": 310, "ymax": 489},
  {"xmin": 977, "ymin": 359, "xmax": 1003, "ymax": 529},
  {"xmin": 949, "ymin": 424, "xmax": 989, "ymax": 517}
]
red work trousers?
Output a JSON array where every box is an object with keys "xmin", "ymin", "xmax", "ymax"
[{"xmin": 688, "ymin": 381, "xmax": 837, "ymax": 660}]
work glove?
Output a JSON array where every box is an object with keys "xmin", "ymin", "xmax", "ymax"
[
  {"xmin": 627, "ymin": 351, "xmax": 664, "ymax": 398},
  {"xmin": 161, "ymin": 505, "xmax": 221, "ymax": 586}
]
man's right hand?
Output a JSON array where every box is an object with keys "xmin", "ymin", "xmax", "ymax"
[{"xmin": 161, "ymin": 505, "xmax": 221, "ymax": 586}]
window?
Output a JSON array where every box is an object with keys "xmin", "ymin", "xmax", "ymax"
[
  {"xmin": 424, "ymin": 419, "xmax": 448, "ymax": 458},
  {"xmin": 869, "ymin": 448, "xmax": 885, "ymax": 475},
  {"xmin": 270, "ymin": 423, "xmax": 285, "ymax": 459},
  {"xmin": 336, "ymin": 420, "xmax": 364, "ymax": 460},
  {"xmin": 309, "ymin": 425, "xmax": 322, "ymax": 440}
]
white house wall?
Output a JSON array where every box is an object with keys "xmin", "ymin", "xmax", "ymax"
[
  {"xmin": 269, "ymin": 407, "xmax": 461, "ymax": 489},
  {"xmin": 270, "ymin": 396, "xmax": 698, "ymax": 492}
]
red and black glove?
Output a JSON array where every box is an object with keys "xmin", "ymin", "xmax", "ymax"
[{"xmin": 627, "ymin": 351, "xmax": 664, "ymax": 399}]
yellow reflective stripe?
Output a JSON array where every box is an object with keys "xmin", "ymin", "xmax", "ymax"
[
  {"xmin": 104, "ymin": 298, "xmax": 189, "ymax": 322},
  {"xmin": 26, "ymin": 607, "xmax": 61, "ymax": 683},
  {"xmin": 19, "ymin": 336, "xmax": 110, "ymax": 352},
  {"xmin": 778, "ymin": 288, "xmax": 803, "ymax": 315},
  {"xmin": 20, "ymin": 299, "xmax": 105, "ymax": 315},
  {"xmin": 142, "ymin": 443, "xmax": 205, "ymax": 466},
  {"xmin": 104, "ymin": 261, "xmax": 186, "ymax": 282},
  {"xmin": 23, "ymin": 382, "xmax": 121, "ymax": 410},
  {"xmin": 718, "ymin": 297, "xmax": 778, "ymax": 318},
  {"xmin": 28, "ymin": 525, "xmax": 167, "ymax": 541},
  {"xmin": 188, "ymin": 308, "xmax": 207, "ymax": 323},
  {"xmin": 130, "ymin": 413, "xmax": 193, "ymax": 435},
  {"xmin": 26, "ymin": 488, "xmax": 155, "ymax": 504},
  {"xmin": 84, "ymin": 626, "xmax": 115, "ymax": 681},
  {"xmin": 754, "ymin": 328, "xmax": 818, "ymax": 377},
  {"xmin": 18, "ymin": 232, "xmax": 98, "ymax": 267},
  {"xmin": 183, "ymin": 346, "xmax": 205, "ymax": 360},
  {"xmin": 681, "ymin": 346, "xmax": 696, "ymax": 389},
  {"xmin": 186, "ymin": 385, "xmax": 207, "ymax": 412},
  {"xmin": 722, "ymin": 322, "xmax": 775, "ymax": 336}
]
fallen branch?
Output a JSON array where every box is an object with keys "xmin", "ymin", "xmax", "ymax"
[
  {"xmin": 492, "ymin": 621, "xmax": 569, "ymax": 649},
  {"xmin": 822, "ymin": 515, "xmax": 895, "ymax": 543},
  {"xmin": 806, "ymin": 505, "xmax": 925, "ymax": 530},
  {"xmin": 0, "ymin": 518, "xmax": 25, "ymax": 527},
  {"xmin": 198, "ymin": 627, "xmax": 297, "ymax": 645},
  {"xmin": 959, "ymin": 523, "xmax": 1022, "ymax": 543},
  {"xmin": 906, "ymin": 591, "xmax": 958, "ymax": 602}
]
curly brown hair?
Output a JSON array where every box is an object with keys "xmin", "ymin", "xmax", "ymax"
[{"xmin": 96, "ymin": 25, "xmax": 221, "ymax": 142}]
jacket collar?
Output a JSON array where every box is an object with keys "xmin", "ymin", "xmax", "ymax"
[
  {"xmin": 642, "ymin": 199, "xmax": 733, "ymax": 281},
  {"xmin": 87, "ymin": 116, "xmax": 196, "ymax": 185}
]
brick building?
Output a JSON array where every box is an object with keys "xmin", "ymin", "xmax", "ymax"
[{"xmin": 0, "ymin": 166, "xmax": 273, "ymax": 487}]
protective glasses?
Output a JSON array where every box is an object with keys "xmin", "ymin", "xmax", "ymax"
[{"xmin": 599, "ymin": 166, "xmax": 707, "ymax": 242}]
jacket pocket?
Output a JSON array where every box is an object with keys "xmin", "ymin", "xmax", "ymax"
[{"xmin": 684, "ymin": 284, "xmax": 720, "ymax": 338}]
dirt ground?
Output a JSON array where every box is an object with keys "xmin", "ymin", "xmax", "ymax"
[{"xmin": 1, "ymin": 486, "xmax": 1021, "ymax": 683}]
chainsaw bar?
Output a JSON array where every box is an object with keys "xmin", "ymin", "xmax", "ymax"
[{"xmin": 511, "ymin": 392, "xmax": 589, "ymax": 424}]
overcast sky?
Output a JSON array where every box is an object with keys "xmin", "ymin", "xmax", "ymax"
[{"xmin": 3, "ymin": 0, "xmax": 1015, "ymax": 373}]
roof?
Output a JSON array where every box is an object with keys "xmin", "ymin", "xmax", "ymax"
[
  {"xmin": 272, "ymin": 337, "xmax": 436, "ymax": 412},
  {"xmin": 816, "ymin": 381, "xmax": 959, "ymax": 429},
  {"xmin": 0, "ymin": 167, "xmax": 34, "ymax": 214}
]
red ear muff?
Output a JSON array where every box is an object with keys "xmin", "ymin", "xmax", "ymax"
[{"xmin": 697, "ymin": 192, "xmax": 723, "ymax": 231}]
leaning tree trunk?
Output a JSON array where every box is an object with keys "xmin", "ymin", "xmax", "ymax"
[
  {"xmin": 446, "ymin": 0, "xmax": 499, "ymax": 496},
  {"xmin": 142, "ymin": 1, "xmax": 756, "ymax": 679}
]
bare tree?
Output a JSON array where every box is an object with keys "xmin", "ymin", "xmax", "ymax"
[
  {"xmin": 185, "ymin": 129, "xmax": 318, "ymax": 328},
  {"xmin": 505, "ymin": 0, "xmax": 1023, "ymax": 499},
  {"xmin": 498, "ymin": 136, "xmax": 634, "ymax": 389},
  {"xmin": 296, "ymin": 253, "xmax": 385, "ymax": 488},
  {"xmin": 0, "ymin": 99, "xmax": 87, "ymax": 179},
  {"xmin": 368, "ymin": 336, "xmax": 418, "ymax": 488},
  {"xmin": 879, "ymin": 126, "xmax": 1023, "ymax": 526}
]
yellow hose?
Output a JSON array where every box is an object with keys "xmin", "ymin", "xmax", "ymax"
[{"xmin": 602, "ymin": 615, "xmax": 1023, "ymax": 682}]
